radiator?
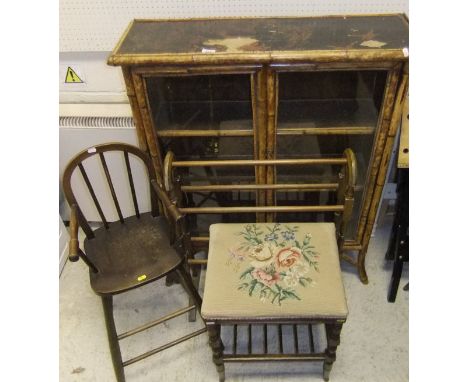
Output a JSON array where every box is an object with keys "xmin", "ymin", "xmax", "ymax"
[{"xmin": 59, "ymin": 115, "xmax": 151, "ymax": 222}]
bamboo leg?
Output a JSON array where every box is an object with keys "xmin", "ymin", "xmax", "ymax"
[
  {"xmin": 356, "ymin": 247, "xmax": 369, "ymax": 284},
  {"xmin": 207, "ymin": 323, "xmax": 225, "ymax": 382},
  {"xmin": 101, "ymin": 296, "xmax": 125, "ymax": 382},
  {"xmin": 323, "ymin": 322, "xmax": 343, "ymax": 382},
  {"xmin": 358, "ymin": 65, "xmax": 408, "ymax": 284}
]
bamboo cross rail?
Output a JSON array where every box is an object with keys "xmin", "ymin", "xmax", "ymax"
[{"xmin": 163, "ymin": 149, "xmax": 357, "ymax": 264}]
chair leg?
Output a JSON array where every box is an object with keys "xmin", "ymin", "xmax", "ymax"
[
  {"xmin": 175, "ymin": 266, "xmax": 203, "ymax": 315},
  {"xmin": 165, "ymin": 272, "xmax": 178, "ymax": 286},
  {"xmin": 207, "ymin": 323, "xmax": 225, "ymax": 382},
  {"xmin": 323, "ymin": 322, "xmax": 343, "ymax": 382},
  {"xmin": 188, "ymin": 264, "xmax": 202, "ymax": 322},
  {"xmin": 101, "ymin": 296, "xmax": 125, "ymax": 382}
]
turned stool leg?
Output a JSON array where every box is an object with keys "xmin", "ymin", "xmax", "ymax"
[
  {"xmin": 101, "ymin": 296, "xmax": 125, "ymax": 382},
  {"xmin": 207, "ymin": 323, "xmax": 225, "ymax": 382},
  {"xmin": 323, "ymin": 322, "xmax": 343, "ymax": 382}
]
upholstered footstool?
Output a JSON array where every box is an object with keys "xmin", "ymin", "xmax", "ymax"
[{"xmin": 201, "ymin": 222, "xmax": 348, "ymax": 381}]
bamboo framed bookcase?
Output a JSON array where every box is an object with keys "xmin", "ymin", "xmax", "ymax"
[{"xmin": 108, "ymin": 14, "xmax": 409, "ymax": 283}]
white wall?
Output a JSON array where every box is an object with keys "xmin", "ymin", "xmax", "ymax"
[
  {"xmin": 60, "ymin": 0, "xmax": 409, "ymax": 52},
  {"xmin": 59, "ymin": 127, "xmax": 151, "ymax": 222},
  {"xmin": 59, "ymin": 52, "xmax": 127, "ymax": 104}
]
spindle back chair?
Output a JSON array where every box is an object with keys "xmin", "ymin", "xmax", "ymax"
[
  {"xmin": 62, "ymin": 143, "xmax": 204, "ymax": 382},
  {"xmin": 163, "ymin": 148, "xmax": 357, "ymax": 381}
]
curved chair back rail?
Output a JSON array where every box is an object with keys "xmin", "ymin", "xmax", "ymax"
[
  {"xmin": 62, "ymin": 143, "xmax": 159, "ymax": 236},
  {"xmin": 163, "ymin": 149, "xmax": 357, "ymax": 254}
]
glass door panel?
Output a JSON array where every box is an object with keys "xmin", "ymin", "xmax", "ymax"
[
  {"xmin": 145, "ymin": 73, "xmax": 256, "ymax": 235},
  {"xmin": 146, "ymin": 74, "xmax": 253, "ymax": 132},
  {"xmin": 276, "ymin": 70, "xmax": 387, "ymax": 240},
  {"xmin": 277, "ymin": 71, "xmax": 386, "ymax": 128}
]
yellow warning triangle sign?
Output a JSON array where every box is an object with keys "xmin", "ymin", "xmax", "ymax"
[{"xmin": 65, "ymin": 67, "xmax": 83, "ymax": 83}]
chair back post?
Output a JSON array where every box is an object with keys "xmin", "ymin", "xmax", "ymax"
[
  {"xmin": 164, "ymin": 151, "xmax": 185, "ymax": 206},
  {"xmin": 335, "ymin": 149, "xmax": 357, "ymax": 252},
  {"xmin": 63, "ymin": 163, "xmax": 95, "ymax": 239},
  {"xmin": 150, "ymin": 179, "xmax": 192, "ymax": 258},
  {"xmin": 165, "ymin": 151, "xmax": 190, "ymax": 236}
]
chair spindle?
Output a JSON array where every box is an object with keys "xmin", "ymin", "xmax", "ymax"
[
  {"xmin": 99, "ymin": 152, "xmax": 124, "ymax": 223},
  {"xmin": 124, "ymin": 151, "xmax": 140, "ymax": 218},
  {"xmin": 78, "ymin": 163, "xmax": 109, "ymax": 229}
]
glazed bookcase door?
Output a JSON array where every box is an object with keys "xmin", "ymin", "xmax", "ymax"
[
  {"xmin": 273, "ymin": 69, "xmax": 388, "ymax": 241},
  {"xmin": 144, "ymin": 72, "xmax": 259, "ymax": 235}
]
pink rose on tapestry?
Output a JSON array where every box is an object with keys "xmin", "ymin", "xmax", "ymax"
[
  {"xmin": 275, "ymin": 247, "xmax": 302, "ymax": 269},
  {"xmin": 251, "ymin": 268, "xmax": 280, "ymax": 287}
]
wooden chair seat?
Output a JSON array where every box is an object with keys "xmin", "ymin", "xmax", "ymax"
[
  {"xmin": 84, "ymin": 213, "xmax": 182, "ymax": 295},
  {"xmin": 202, "ymin": 222, "xmax": 348, "ymax": 322}
]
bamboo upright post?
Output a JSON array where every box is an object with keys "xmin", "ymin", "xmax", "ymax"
[
  {"xmin": 121, "ymin": 67, "xmax": 148, "ymax": 152},
  {"xmin": 131, "ymin": 73, "xmax": 164, "ymax": 182},
  {"xmin": 266, "ymin": 68, "xmax": 278, "ymax": 222},
  {"xmin": 356, "ymin": 65, "xmax": 402, "ymax": 243},
  {"xmin": 255, "ymin": 67, "xmax": 268, "ymax": 222},
  {"xmin": 358, "ymin": 63, "xmax": 409, "ymax": 283}
]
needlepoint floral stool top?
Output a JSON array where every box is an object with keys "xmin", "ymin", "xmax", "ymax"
[{"xmin": 201, "ymin": 223, "xmax": 348, "ymax": 321}]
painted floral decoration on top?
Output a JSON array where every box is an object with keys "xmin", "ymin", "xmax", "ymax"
[{"xmin": 226, "ymin": 223, "xmax": 319, "ymax": 305}]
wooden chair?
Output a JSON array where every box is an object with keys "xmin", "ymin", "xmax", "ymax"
[
  {"xmin": 164, "ymin": 149, "xmax": 356, "ymax": 381},
  {"xmin": 62, "ymin": 143, "xmax": 205, "ymax": 382}
]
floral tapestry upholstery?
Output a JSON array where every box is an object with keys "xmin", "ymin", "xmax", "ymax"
[{"xmin": 201, "ymin": 223, "xmax": 348, "ymax": 321}]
